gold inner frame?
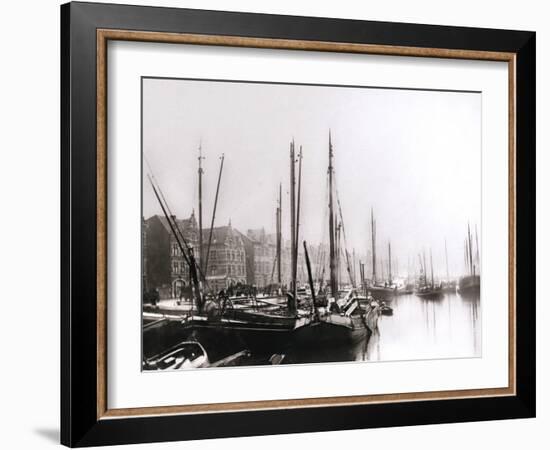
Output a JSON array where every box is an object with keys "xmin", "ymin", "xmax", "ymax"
[{"xmin": 96, "ymin": 29, "xmax": 517, "ymax": 420}]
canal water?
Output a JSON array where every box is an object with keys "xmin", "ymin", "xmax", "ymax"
[
  {"xmin": 143, "ymin": 292, "xmax": 481, "ymax": 368},
  {"xmin": 366, "ymin": 292, "xmax": 481, "ymax": 362}
]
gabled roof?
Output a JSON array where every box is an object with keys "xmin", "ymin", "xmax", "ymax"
[
  {"xmin": 147, "ymin": 214, "xmax": 197, "ymax": 235},
  {"xmin": 202, "ymin": 226, "xmax": 230, "ymax": 245},
  {"xmin": 201, "ymin": 225, "xmax": 245, "ymax": 247}
]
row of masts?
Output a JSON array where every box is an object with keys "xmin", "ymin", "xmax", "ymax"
[
  {"xmin": 168, "ymin": 133, "xmax": 476, "ymax": 298},
  {"xmin": 464, "ymin": 223, "xmax": 480, "ymax": 277},
  {"xmin": 196, "ymin": 146, "xmax": 225, "ymax": 280},
  {"xmin": 289, "ymin": 140, "xmax": 303, "ymax": 303}
]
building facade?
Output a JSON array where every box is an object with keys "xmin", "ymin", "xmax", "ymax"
[
  {"xmin": 144, "ymin": 212, "xmax": 199, "ymax": 299},
  {"xmin": 202, "ymin": 222, "xmax": 247, "ymax": 292},
  {"xmin": 243, "ymin": 228, "xmax": 278, "ymax": 288},
  {"xmin": 144, "ymin": 214, "xmax": 306, "ymax": 296}
]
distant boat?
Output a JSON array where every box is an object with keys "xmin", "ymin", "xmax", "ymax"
[
  {"xmin": 414, "ymin": 249, "xmax": 443, "ymax": 299},
  {"xmin": 397, "ymin": 282, "xmax": 414, "ymax": 295},
  {"xmin": 368, "ymin": 284, "xmax": 397, "ymax": 300},
  {"xmin": 459, "ymin": 224, "xmax": 480, "ymax": 298},
  {"xmin": 366, "ymin": 211, "xmax": 397, "ymax": 300},
  {"xmin": 458, "ymin": 274, "xmax": 480, "ymax": 297},
  {"xmin": 441, "ymin": 239, "xmax": 456, "ymax": 293},
  {"xmin": 415, "ymin": 284, "xmax": 443, "ymax": 299},
  {"xmin": 441, "ymin": 280, "xmax": 457, "ymax": 293}
]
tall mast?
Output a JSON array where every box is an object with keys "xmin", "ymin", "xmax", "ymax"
[
  {"xmin": 423, "ymin": 251, "xmax": 427, "ymax": 286},
  {"xmin": 336, "ymin": 223, "xmax": 342, "ymax": 289},
  {"xmin": 203, "ymin": 154, "xmax": 224, "ymax": 277},
  {"xmin": 303, "ymin": 241, "xmax": 317, "ymax": 316},
  {"xmin": 328, "ymin": 131, "xmax": 338, "ymax": 297},
  {"xmin": 395, "ymin": 256, "xmax": 399, "ymax": 279},
  {"xmin": 290, "ymin": 140, "xmax": 297, "ymax": 300},
  {"xmin": 430, "ymin": 248, "xmax": 434, "ymax": 288},
  {"xmin": 388, "ymin": 241, "xmax": 392, "ymax": 284},
  {"xmin": 371, "ymin": 208, "xmax": 377, "ymax": 284},
  {"xmin": 197, "ymin": 142, "xmax": 205, "ymax": 274},
  {"xmin": 294, "ymin": 146, "xmax": 303, "ymax": 290},
  {"xmin": 475, "ymin": 224, "xmax": 480, "ymax": 275},
  {"xmin": 148, "ymin": 176, "xmax": 202, "ymax": 312},
  {"xmin": 464, "ymin": 238, "xmax": 469, "ymax": 269},
  {"xmin": 277, "ymin": 183, "xmax": 282, "ymax": 285},
  {"xmin": 467, "ymin": 223, "xmax": 474, "ymax": 276},
  {"xmin": 353, "ymin": 248, "xmax": 357, "ymax": 288},
  {"xmin": 445, "ymin": 239, "xmax": 450, "ymax": 281}
]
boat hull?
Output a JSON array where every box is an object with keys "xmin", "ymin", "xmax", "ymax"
[
  {"xmin": 458, "ymin": 275, "xmax": 480, "ymax": 298},
  {"xmin": 180, "ymin": 309, "xmax": 314, "ymax": 356},
  {"xmin": 415, "ymin": 289, "xmax": 444, "ymax": 299},
  {"xmin": 293, "ymin": 320, "xmax": 369, "ymax": 348},
  {"xmin": 366, "ymin": 286, "xmax": 397, "ymax": 300}
]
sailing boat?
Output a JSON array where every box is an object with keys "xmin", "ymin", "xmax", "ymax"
[
  {"xmin": 366, "ymin": 210, "xmax": 397, "ymax": 300},
  {"xmin": 414, "ymin": 249, "xmax": 443, "ymax": 299},
  {"xmin": 146, "ymin": 148, "xmax": 313, "ymax": 356},
  {"xmin": 294, "ymin": 132, "xmax": 380, "ymax": 347},
  {"xmin": 458, "ymin": 224, "xmax": 480, "ymax": 297},
  {"xmin": 441, "ymin": 239, "xmax": 457, "ymax": 293},
  {"xmin": 201, "ymin": 140, "xmax": 314, "ymax": 354}
]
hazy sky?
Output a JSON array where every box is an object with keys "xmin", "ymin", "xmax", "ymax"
[{"xmin": 142, "ymin": 77, "xmax": 481, "ymax": 277}]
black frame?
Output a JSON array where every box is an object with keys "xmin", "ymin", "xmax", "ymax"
[{"xmin": 61, "ymin": 1, "xmax": 535, "ymax": 447}]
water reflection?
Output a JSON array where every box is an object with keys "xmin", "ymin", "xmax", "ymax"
[
  {"xmin": 366, "ymin": 292, "xmax": 480, "ymax": 362},
  {"xmin": 143, "ymin": 292, "xmax": 480, "ymax": 367}
]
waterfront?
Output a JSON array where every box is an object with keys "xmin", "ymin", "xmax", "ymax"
[
  {"xmin": 143, "ymin": 291, "xmax": 480, "ymax": 368},
  {"xmin": 141, "ymin": 78, "xmax": 483, "ymax": 369}
]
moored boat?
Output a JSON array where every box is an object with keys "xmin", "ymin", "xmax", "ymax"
[
  {"xmin": 292, "ymin": 132, "xmax": 380, "ymax": 348},
  {"xmin": 414, "ymin": 248, "xmax": 443, "ymax": 299},
  {"xmin": 458, "ymin": 274, "xmax": 480, "ymax": 297},
  {"xmin": 143, "ymin": 340, "xmax": 209, "ymax": 370},
  {"xmin": 458, "ymin": 224, "xmax": 480, "ymax": 298},
  {"xmin": 415, "ymin": 285, "xmax": 443, "ymax": 299}
]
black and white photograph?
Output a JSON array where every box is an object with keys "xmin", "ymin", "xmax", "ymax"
[{"xmin": 141, "ymin": 77, "xmax": 482, "ymax": 370}]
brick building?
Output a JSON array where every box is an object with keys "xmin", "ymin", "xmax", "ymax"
[
  {"xmin": 243, "ymin": 228, "xmax": 290, "ymax": 288},
  {"xmin": 202, "ymin": 221, "xmax": 247, "ymax": 292},
  {"xmin": 144, "ymin": 212, "xmax": 199, "ymax": 299}
]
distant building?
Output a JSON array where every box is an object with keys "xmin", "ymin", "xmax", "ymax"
[
  {"xmin": 243, "ymin": 228, "xmax": 279, "ymax": 288},
  {"xmin": 144, "ymin": 212, "xmax": 199, "ymax": 299},
  {"xmin": 202, "ymin": 221, "xmax": 247, "ymax": 292}
]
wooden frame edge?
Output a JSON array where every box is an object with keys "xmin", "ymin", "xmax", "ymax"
[
  {"xmin": 95, "ymin": 28, "xmax": 517, "ymax": 420},
  {"xmin": 97, "ymin": 28, "xmax": 515, "ymax": 61},
  {"xmin": 97, "ymin": 29, "xmax": 108, "ymax": 419}
]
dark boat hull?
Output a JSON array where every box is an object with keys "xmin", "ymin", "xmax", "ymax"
[
  {"xmin": 367, "ymin": 286, "xmax": 397, "ymax": 300},
  {"xmin": 178, "ymin": 304, "xmax": 380, "ymax": 358},
  {"xmin": 415, "ymin": 290, "xmax": 444, "ymax": 299},
  {"xmin": 293, "ymin": 321, "xmax": 369, "ymax": 348},
  {"xmin": 180, "ymin": 314, "xmax": 302, "ymax": 355},
  {"xmin": 458, "ymin": 275, "xmax": 480, "ymax": 298}
]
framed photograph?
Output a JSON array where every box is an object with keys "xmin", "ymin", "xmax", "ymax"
[{"xmin": 61, "ymin": 2, "xmax": 535, "ymax": 447}]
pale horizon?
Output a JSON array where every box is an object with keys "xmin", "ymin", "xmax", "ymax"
[{"xmin": 142, "ymin": 77, "xmax": 481, "ymax": 278}]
